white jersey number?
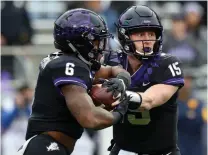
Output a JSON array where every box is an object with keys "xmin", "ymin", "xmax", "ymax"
[
  {"xmin": 65, "ymin": 63, "xmax": 75, "ymax": 76},
  {"xmin": 168, "ymin": 62, "xmax": 181, "ymax": 77}
]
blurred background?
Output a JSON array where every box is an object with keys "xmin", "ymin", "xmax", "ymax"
[{"xmin": 1, "ymin": 1, "xmax": 207, "ymax": 155}]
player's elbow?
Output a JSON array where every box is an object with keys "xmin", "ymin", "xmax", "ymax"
[
  {"xmin": 80, "ymin": 112, "xmax": 112, "ymax": 130},
  {"xmin": 84, "ymin": 119, "xmax": 99, "ymax": 129},
  {"xmin": 80, "ymin": 114, "xmax": 99, "ymax": 129},
  {"xmin": 84, "ymin": 119, "xmax": 110, "ymax": 130}
]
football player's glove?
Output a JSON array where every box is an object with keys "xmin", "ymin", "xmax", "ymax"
[{"xmin": 100, "ymin": 78, "xmax": 125, "ymax": 100}]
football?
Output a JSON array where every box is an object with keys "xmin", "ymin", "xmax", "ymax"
[{"xmin": 90, "ymin": 84, "xmax": 118, "ymax": 109}]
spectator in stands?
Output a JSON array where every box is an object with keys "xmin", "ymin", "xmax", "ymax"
[
  {"xmin": 183, "ymin": 2, "xmax": 207, "ymax": 65},
  {"xmin": 66, "ymin": 1, "xmax": 85, "ymax": 11},
  {"xmin": 66, "ymin": 1, "xmax": 118, "ymax": 34},
  {"xmin": 1, "ymin": 84, "xmax": 33, "ymax": 155},
  {"xmin": 184, "ymin": 2, "xmax": 206, "ymax": 40},
  {"xmin": 1, "ymin": 71, "xmax": 16, "ymax": 102},
  {"xmin": 1, "ymin": 1, "xmax": 33, "ymax": 45},
  {"xmin": 110, "ymin": 1, "xmax": 136, "ymax": 16},
  {"xmin": 84, "ymin": 0, "xmax": 120, "ymax": 50},
  {"xmin": 1, "ymin": 1, "xmax": 34, "ymax": 79},
  {"xmin": 177, "ymin": 68, "xmax": 207, "ymax": 155},
  {"xmin": 84, "ymin": 1, "xmax": 118, "ymax": 34},
  {"xmin": 162, "ymin": 12, "xmax": 204, "ymax": 68}
]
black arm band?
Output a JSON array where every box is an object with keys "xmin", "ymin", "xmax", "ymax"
[
  {"xmin": 112, "ymin": 112, "xmax": 122, "ymax": 125},
  {"xmin": 116, "ymin": 72, "xmax": 131, "ymax": 87}
]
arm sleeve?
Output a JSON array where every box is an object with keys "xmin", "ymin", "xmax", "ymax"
[
  {"xmin": 49, "ymin": 59, "xmax": 92, "ymax": 90},
  {"xmin": 156, "ymin": 56, "xmax": 184, "ymax": 88}
]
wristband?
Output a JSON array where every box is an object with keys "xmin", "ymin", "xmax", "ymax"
[{"xmin": 126, "ymin": 91, "xmax": 142, "ymax": 110}]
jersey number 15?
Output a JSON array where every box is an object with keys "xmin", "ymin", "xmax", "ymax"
[{"xmin": 168, "ymin": 62, "xmax": 181, "ymax": 77}]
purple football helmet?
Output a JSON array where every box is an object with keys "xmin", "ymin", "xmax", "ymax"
[{"xmin": 54, "ymin": 8, "xmax": 113, "ymax": 71}]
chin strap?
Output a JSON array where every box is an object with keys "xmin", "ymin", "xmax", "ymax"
[
  {"xmin": 68, "ymin": 41, "xmax": 101, "ymax": 71},
  {"xmin": 68, "ymin": 41, "xmax": 92, "ymax": 66}
]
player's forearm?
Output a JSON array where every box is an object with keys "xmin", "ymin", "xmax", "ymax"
[
  {"xmin": 128, "ymin": 91, "xmax": 165, "ymax": 111},
  {"xmin": 138, "ymin": 93, "xmax": 154, "ymax": 110},
  {"xmin": 126, "ymin": 91, "xmax": 152, "ymax": 111},
  {"xmin": 89, "ymin": 107, "xmax": 121, "ymax": 130},
  {"xmin": 94, "ymin": 66, "xmax": 112, "ymax": 83},
  {"xmin": 94, "ymin": 65, "xmax": 127, "ymax": 80},
  {"xmin": 111, "ymin": 66, "xmax": 126, "ymax": 77},
  {"xmin": 127, "ymin": 84, "xmax": 179, "ymax": 111},
  {"xmin": 139, "ymin": 84, "xmax": 179, "ymax": 110}
]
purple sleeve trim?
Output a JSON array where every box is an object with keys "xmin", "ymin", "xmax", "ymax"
[
  {"xmin": 53, "ymin": 77, "xmax": 88, "ymax": 89},
  {"xmin": 162, "ymin": 78, "xmax": 184, "ymax": 85}
]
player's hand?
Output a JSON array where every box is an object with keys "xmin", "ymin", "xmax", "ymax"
[
  {"xmin": 99, "ymin": 78, "xmax": 126, "ymax": 100},
  {"xmin": 113, "ymin": 95, "xmax": 132, "ymax": 122},
  {"xmin": 111, "ymin": 99, "xmax": 120, "ymax": 107}
]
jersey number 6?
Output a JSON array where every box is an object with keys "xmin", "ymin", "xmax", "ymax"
[{"xmin": 65, "ymin": 62, "xmax": 75, "ymax": 76}]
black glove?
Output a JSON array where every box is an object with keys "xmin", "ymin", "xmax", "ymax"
[
  {"xmin": 100, "ymin": 78, "xmax": 126, "ymax": 100},
  {"xmin": 113, "ymin": 95, "xmax": 132, "ymax": 122}
]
